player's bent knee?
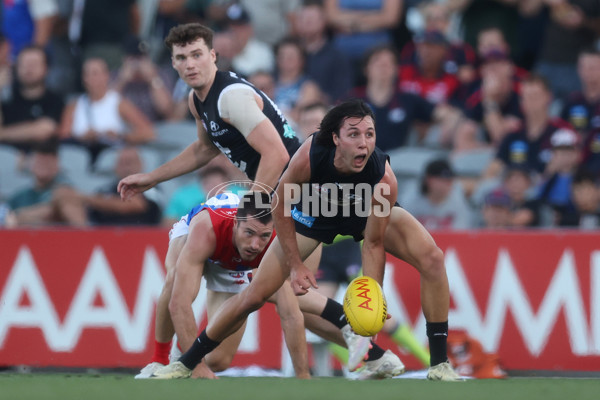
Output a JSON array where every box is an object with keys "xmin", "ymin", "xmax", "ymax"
[
  {"xmin": 420, "ymin": 246, "xmax": 446, "ymax": 279},
  {"xmin": 239, "ymin": 289, "xmax": 269, "ymax": 314},
  {"xmin": 205, "ymin": 353, "xmax": 233, "ymax": 372}
]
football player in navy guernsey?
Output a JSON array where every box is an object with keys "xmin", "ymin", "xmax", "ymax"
[
  {"xmin": 152, "ymin": 100, "xmax": 464, "ymax": 381},
  {"xmin": 118, "ymin": 22, "xmax": 300, "ymax": 199}
]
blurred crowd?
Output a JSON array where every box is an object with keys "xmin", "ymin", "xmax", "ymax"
[{"xmin": 1, "ymin": 0, "xmax": 599, "ymax": 230}]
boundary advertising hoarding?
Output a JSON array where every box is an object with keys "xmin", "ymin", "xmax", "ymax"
[{"xmin": 0, "ymin": 229, "xmax": 598, "ymax": 371}]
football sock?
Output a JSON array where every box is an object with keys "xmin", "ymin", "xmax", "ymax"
[
  {"xmin": 179, "ymin": 330, "xmax": 221, "ymax": 370},
  {"xmin": 320, "ymin": 298, "xmax": 347, "ymax": 329},
  {"xmin": 426, "ymin": 321, "xmax": 448, "ymax": 367},
  {"xmin": 366, "ymin": 342, "xmax": 385, "ymax": 361},
  {"xmin": 151, "ymin": 339, "xmax": 172, "ymax": 365},
  {"xmin": 390, "ymin": 323, "xmax": 430, "ymax": 367}
]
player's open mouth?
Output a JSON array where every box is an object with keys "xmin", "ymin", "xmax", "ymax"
[{"xmin": 354, "ymin": 155, "xmax": 366, "ymax": 166}]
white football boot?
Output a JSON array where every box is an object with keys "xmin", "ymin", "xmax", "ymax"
[
  {"xmin": 357, "ymin": 350, "xmax": 405, "ymax": 380},
  {"xmin": 149, "ymin": 361, "xmax": 192, "ymax": 379},
  {"xmin": 342, "ymin": 324, "xmax": 372, "ymax": 371},
  {"xmin": 134, "ymin": 362, "xmax": 165, "ymax": 379},
  {"xmin": 427, "ymin": 361, "xmax": 465, "ymax": 381}
]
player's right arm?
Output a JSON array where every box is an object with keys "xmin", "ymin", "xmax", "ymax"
[
  {"xmin": 272, "ymin": 139, "xmax": 317, "ymax": 295},
  {"xmin": 118, "ymin": 91, "xmax": 221, "ymax": 200},
  {"xmin": 168, "ymin": 210, "xmax": 217, "ymax": 352}
]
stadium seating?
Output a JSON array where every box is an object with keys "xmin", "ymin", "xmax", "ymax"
[
  {"xmin": 387, "ymin": 146, "xmax": 449, "ymax": 179},
  {"xmin": 450, "ymin": 148, "xmax": 495, "ymax": 178},
  {"xmin": 0, "ymin": 145, "xmax": 33, "ymax": 199}
]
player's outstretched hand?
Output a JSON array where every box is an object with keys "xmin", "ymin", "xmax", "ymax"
[
  {"xmin": 117, "ymin": 173, "xmax": 156, "ymax": 201},
  {"xmin": 290, "ymin": 263, "xmax": 318, "ymax": 296}
]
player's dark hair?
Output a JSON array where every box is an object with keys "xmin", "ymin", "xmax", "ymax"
[
  {"xmin": 236, "ymin": 192, "xmax": 273, "ymax": 225},
  {"xmin": 165, "ymin": 23, "xmax": 214, "ymax": 51},
  {"xmin": 315, "ymin": 99, "xmax": 375, "ymax": 147}
]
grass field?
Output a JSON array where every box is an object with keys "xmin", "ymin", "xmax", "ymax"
[{"xmin": 1, "ymin": 373, "xmax": 599, "ymax": 400}]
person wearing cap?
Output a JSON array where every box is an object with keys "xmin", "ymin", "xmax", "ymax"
[
  {"xmin": 480, "ymin": 188, "xmax": 513, "ymax": 229},
  {"xmin": 536, "ymin": 128, "xmax": 582, "ymax": 223},
  {"xmin": 399, "ymin": 2, "xmax": 477, "ymax": 89},
  {"xmin": 402, "ymin": 158, "xmax": 474, "ymax": 230},
  {"xmin": 213, "ymin": 3, "xmax": 274, "ymax": 78},
  {"xmin": 398, "ymin": 30, "xmax": 459, "ymax": 105},
  {"xmin": 453, "ymin": 47, "xmax": 524, "ymax": 152},
  {"xmin": 483, "ymin": 74, "xmax": 574, "ymax": 180}
]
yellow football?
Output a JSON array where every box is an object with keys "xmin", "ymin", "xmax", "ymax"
[{"xmin": 343, "ymin": 276, "xmax": 387, "ymax": 337}]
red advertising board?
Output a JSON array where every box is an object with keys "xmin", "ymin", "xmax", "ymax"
[{"xmin": 0, "ymin": 229, "xmax": 599, "ymax": 371}]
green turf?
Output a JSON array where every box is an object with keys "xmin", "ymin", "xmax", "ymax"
[{"xmin": 1, "ymin": 374, "xmax": 599, "ymax": 400}]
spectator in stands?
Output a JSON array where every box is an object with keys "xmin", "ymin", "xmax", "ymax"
[
  {"xmin": 558, "ymin": 169, "xmax": 600, "ymax": 229},
  {"xmin": 82, "ymin": 146, "xmax": 162, "ymax": 226},
  {"xmin": 561, "ymin": 48, "xmax": 600, "ymax": 170},
  {"xmin": 401, "ymin": 159, "xmax": 474, "ymax": 230},
  {"xmin": 324, "ymin": 0, "xmax": 401, "ymax": 80},
  {"xmin": 452, "ymin": 0, "xmax": 519, "ymax": 62},
  {"xmin": 475, "ymin": 26, "xmax": 511, "ymax": 66},
  {"xmin": 240, "ymin": 0, "xmax": 301, "ymax": 47},
  {"xmin": 273, "ymin": 37, "xmax": 322, "ymax": 125},
  {"xmin": 7, "ymin": 141, "xmax": 82, "ymax": 227},
  {"xmin": 67, "ymin": 0, "xmax": 140, "ymax": 71},
  {"xmin": 454, "ymin": 49, "xmax": 523, "ymax": 152},
  {"xmin": 0, "ymin": 199, "xmax": 16, "ymax": 228},
  {"xmin": 59, "ymin": 57, "xmax": 154, "ymax": 165},
  {"xmin": 480, "ymin": 188, "xmax": 513, "ymax": 229},
  {"xmin": 1, "ymin": 0, "xmax": 58, "ymax": 60},
  {"xmin": 0, "ymin": 45, "xmax": 64, "ymax": 153},
  {"xmin": 162, "ymin": 163, "xmax": 231, "ymax": 228},
  {"xmin": 0, "ymin": 33, "xmax": 13, "ymax": 101},
  {"xmin": 502, "ymin": 165, "xmax": 541, "ymax": 228},
  {"xmin": 295, "ymin": 0, "xmax": 353, "ymax": 103},
  {"xmin": 296, "ymin": 102, "xmax": 330, "ymax": 141},
  {"xmin": 483, "ymin": 74, "xmax": 572, "ymax": 180},
  {"xmin": 536, "ymin": 128, "xmax": 582, "ymax": 221},
  {"xmin": 399, "ymin": 2, "xmax": 477, "ymax": 89},
  {"xmin": 247, "ymin": 70, "xmax": 276, "ymax": 100},
  {"xmin": 213, "ymin": 4, "xmax": 274, "ymax": 78},
  {"xmin": 57, "ymin": 146, "xmax": 162, "ymax": 226},
  {"xmin": 398, "ymin": 30, "xmax": 460, "ymax": 105},
  {"xmin": 350, "ymin": 45, "xmax": 461, "ymax": 150},
  {"xmin": 111, "ymin": 37, "xmax": 176, "ymax": 122},
  {"xmin": 535, "ymin": 0, "xmax": 600, "ymax": 99}
]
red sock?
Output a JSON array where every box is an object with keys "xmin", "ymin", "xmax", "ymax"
[{"xmin": 151, "ymin": 340, "xmax": 172, "ymax": 365}]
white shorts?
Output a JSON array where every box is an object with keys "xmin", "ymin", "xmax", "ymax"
[
  {"xmin": 168, "ymin": 215, "xmax": 251, "ymax": 294},
  {"xmin": 169, "ymin": 215, "xmax": 189, "ymax": 242},
  {"xmin": 204, "ymin": 262, "xmax": 252, "ymax": 293}
]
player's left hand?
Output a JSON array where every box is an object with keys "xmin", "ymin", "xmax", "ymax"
[{"xmin": 290, "ymin": 263, "xmax": 318, "ymax": 296}]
